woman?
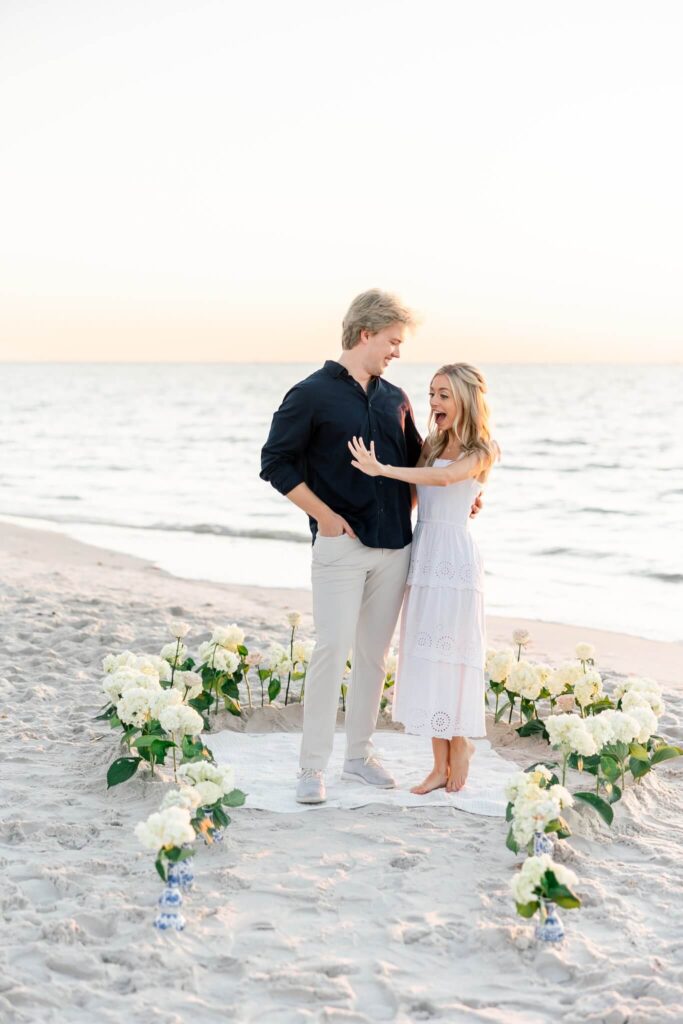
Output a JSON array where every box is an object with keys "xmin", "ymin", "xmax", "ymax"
[{"xmin": 348, "ymin": 363, "xmax": 499, "ymax": 794}]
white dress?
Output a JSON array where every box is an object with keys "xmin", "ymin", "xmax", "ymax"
[{"xmin": 392, "ymin": 462, "xmax": 486, "ymax": 739}]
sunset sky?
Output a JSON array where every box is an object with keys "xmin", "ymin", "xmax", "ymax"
[{"xmin": 1, "ymin": 0, "xmax": 681, "ymax": 363}]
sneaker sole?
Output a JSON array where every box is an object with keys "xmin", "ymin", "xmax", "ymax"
[
  {"xmin": 340, "ymin": 771, "xmax": 395, "ymax": 788},
  {"xmin": 295, "ymin": 794, "xmax": 327, "ymax": 804}
]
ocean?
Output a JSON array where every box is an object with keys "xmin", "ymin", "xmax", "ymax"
[{"xmin": 3, "ymin": 362, "xmax": 681, "ymax": 643}]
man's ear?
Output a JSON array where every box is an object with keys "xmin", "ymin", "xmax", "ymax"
[{"xmin": 358, "ymin": 329, "xmax": 371, "ymax": 346}]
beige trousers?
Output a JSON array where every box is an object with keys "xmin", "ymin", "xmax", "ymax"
[{"xmin": 299, "ymin": 534, "xmax": 411, "ymax": 770}]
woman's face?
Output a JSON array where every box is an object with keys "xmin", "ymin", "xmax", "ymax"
[{"xmin": 429, "ymin": 374, "xmax": 457, "ymax": 432}]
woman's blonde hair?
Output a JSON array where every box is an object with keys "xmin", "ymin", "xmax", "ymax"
[{"xmin": 426, "ymin": 363, "xmax": 499, "ymax": 478}]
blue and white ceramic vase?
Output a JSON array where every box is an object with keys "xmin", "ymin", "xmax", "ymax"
[
  {"xmin": 533, "ymin": 831, "xmax": 554, "ymax": 856},
  {"xmin": 154, "ymin": 863, "xmax": 186, "ymax": 931},
  {"xmin": 535, "ymin": 899, "xmax": 564, "ymax": 943},
  {"xmin": 201, "ymin": 808, "xmax": 224, "ymax": 844},
  {"xmin": 177, "ymin": 850, "xmax": 195, "ymax": 893}
]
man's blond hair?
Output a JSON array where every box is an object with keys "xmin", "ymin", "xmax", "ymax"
[{"xmin": 341, "ymin": 289, "xmax": 416, "ymax": 350}]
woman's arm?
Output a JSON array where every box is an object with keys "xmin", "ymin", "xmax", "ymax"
[{"xmin": 348, "ymin": 437, "xmax": 481, "ymax": 487}]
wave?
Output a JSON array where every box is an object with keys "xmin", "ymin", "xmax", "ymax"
[
  {"xmin": 537, "ymin": 547, "xmax": 611, "ymax": 559},
  {"xmin": 0, "ymin": 509, "xmax": 310, "ymax": 545},
  {"xmin": 636, "ymin": 571, "xmax": 683, "ymax": 584},
  {"xmin": 579, "ymin": 507, "xmax": 639, "ymax": 517}
]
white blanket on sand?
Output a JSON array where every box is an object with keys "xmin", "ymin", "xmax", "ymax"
[{"xmin": 205, "ymin": 731, "xmax": 518, "ymax": 816}]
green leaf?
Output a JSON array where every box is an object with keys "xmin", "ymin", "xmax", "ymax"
[
  {"xmin": 225, "ymin": 697, "xmax": 242, "ymax": 717},
  {"xmin": 515, "ymin": 900, "xmax": 539, "ymax": 918},
  {"xmin": 155, "ymin": 855, "xmax": 167, "ymax": 882},
  {"xmin": 505, "ymin": 827, "xmax": 519, "ymax": 854},
  {"xmin": 149, "ymin": 738, "xmax": 176, "ymax": 761},
  {"xmin": 212, "ymin": 805, "xmax": 230, "ymax": 828},
  {"xmin": 223, "ymin": 788, "xmax": 246, "ymax": 808},
  {"xmin": 629, "ymin": 742, "xmax": 650, "ymax": 762},
  {"xmin": 109, "ymin": 715, "xmax": 122, "ymax": 730},
  {"xmin": 94, "ymin": 705, "xmax": 116, "ymax": 721},
  {"xmin": 505, "ymin": 801, "xmax": 513, "ymax": 822},
  {"xmin": 132, "ymin": 735, "xmax": 156, "ymax": 749},
  {"xmin": 189, "ymin": 691, "xmax": 213, "ymax": 712},
  {"xmin": 574, "ymin": 791, "xmax": 614, "ymax": 825},
  {"xmin": 516, "ymin": 719, "xmax": 549, "ymax": 740},
  {"xmin": 629, "ymin": 756, "xmax": 651, "ymax": 779},
  {"xmin": 237, "ymin": 645, "xmax": 249, "ymax": 657},
  {"xmin": 606, "ymin": 783, "xmax": 622, "ymax": 804},
  {"xmin": 268, "ymin": 678, "xmax": 281, "ymax": 702},
  {"xmin": 106, "ymin": 756, "xmax": 142, "ymax": 788},
  {"xmin": 650, "ymin": 745, "xmax": 683, "ymax": 766},
  {"xmin": 545, "ymin": 816, "xmax": 571, "ymax": 839},
  {"xmin": 600, "ymin": 755, "xmax": 621, "ymax": 782},
  {"xmin": 568, "ymin": 752, "xmax": 599, "ymax": 775},
  {"xmin": 590, "ymin": 698, "xmax": 614, "ymax": 714}
]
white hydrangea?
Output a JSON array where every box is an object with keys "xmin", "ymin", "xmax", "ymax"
[
  {"xmin": 158, "ymin": 703, "xmax": 204, "ymax": 738},
  {"xmin": 507, "ymin": 661, "xmax": 543, "ymax": 700},
  {"xmin": 508, "ymin": 778, "xmax": 574, "ymax": 848},
  {"xmin": 160, "ymin": 641, "xmax": 188, "ymax": 667},
  {"xmin": 178, "ymin": 760, "xmax": 235, "ymax": 798},
  {"xmin": 385, "ymin": 649, "xmax": 398, "ymax": 677},
  {"xmin": 160, "ymin": 786, "xmax": 202, "ymax": 812},
  {"xmin": 550, "ymin": 662, "xmax": 584, "ymax": 692},
  {"xmin": 505, "ymin": 767, "xmax": 552, "ymax": 804},
  {"xmin": 197, "ymin": 642, "xmax": 240, "ymax": 674},
  {"xmin": 511, "ymin": 854, "xmax": 577, "ymax": 906},
  {"xmin": 594, "ymin": 709, "xmax": 640, "ymax": 745},
  {"xmin": 102, "ymin": 650, "xmax": 139, "ymax": 673},
  {"xmin": 134, "ymin": 655, "xmax": 168, "ymax": 681},
  {"xmin": 193, "ymin": 780, "xmax": 224, "ymax": 806},
  {"xmin": 584, "ymin": 713, "xmax": 614, "ymax": 752},
  {"xmin": 116, "ymin": 687, "xmax": 155, "ymax": 728},
  {"xmin": 626, "ymin": 704, "xmax": 658, "ymax": 744},
  {"xmin": 575, "ymin": 642, "xmax": 595, "ymax": 661},
  {"xmin": 259, "ymin": 642, "xmax": 289, "ymax": 673},
  {"xmin": 211, "ymin": 623, "xmax": 245, "ymax": 651},
  {"xmin": 486, "ymin": 648, "xmax": 514, "ymax": 684},
  {"xmin": 134, "ymin": 806, "xmax": 196, "ymax": 851},
  {"xmin": 615, "ymin": 676, "xmax": 664, "ymax": 717},
  {"xmin": 512, "ymin": 628, "xmax": 531, "ymax": 647},
  {"xmin": 574, "ymin": 669, "xmax": 603, "ymax": 709},
  {"xmin": 172, "ymin": 670, "xmax": 203, "ymax": 700},
  {"xmin": 546, "ymin": 713, "xmax": 598, "ymax": 756},
  {"xmin": 149, "ymin": 687, "xmax": 183, "ymax": 721}
]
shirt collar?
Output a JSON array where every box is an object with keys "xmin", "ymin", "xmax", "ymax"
[{"xmin": 323, "ymin": 360, "xmax": 381, "ymax": 390}]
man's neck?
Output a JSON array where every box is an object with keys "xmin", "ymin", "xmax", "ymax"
[{"xmin": 336, "ymin": 351, "xmax": 374, "ymax": 391}]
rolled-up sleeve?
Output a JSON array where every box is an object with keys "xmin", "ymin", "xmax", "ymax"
[{"xmin": 260, "ymin": 384, "xmax": 314, "ymax": 496}]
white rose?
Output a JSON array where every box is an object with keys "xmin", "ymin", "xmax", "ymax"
[
  {"xmin": 211, "ymin": 623, "xmax": 245, "ymax": 651},
  {"xmin": 160, "ymin": 641, "xmax": 187, "ymax": 667},
  {"xmin": 171, "ymin": 622, "xmax": 191, "ymax": 639},
  {"xmin": 287, "ymin": 611, "xmax": 302, "ymax": 628},
  {"xmin": 245, "ymin": 651, "xmax": 263, "ymax": 667},
  {"xmin": 575, "ymin": 642, "xmax": 595, "ymax": 661},
  {"xmin": 574, "ymin": 669, "xmax": 603, "ymax": 709},
  {"xmin": 172, "ymin": 670, "xmax": 203, "ymax": 700},
  {"xmin": 512, "ymin": 629, "xmax": 531, "ymax": 647},
  {"xmin": 193, "ymin": 780, "xmax": 223, "ymax": 807},
  {"xmin": 160, "ymin": 786, "xmax": 202, "ymax": 812}
]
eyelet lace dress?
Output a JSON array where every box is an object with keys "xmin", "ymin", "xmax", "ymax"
[{"xmin": 392, "ymin": 464, "xmax": 486, "ymax": 739}]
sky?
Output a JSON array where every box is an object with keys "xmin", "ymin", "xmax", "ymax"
[{"xmin": 1, "ymin": 0, "xmax": 681, "ymax": 363}]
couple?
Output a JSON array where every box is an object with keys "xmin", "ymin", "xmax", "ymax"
[{"xmin": 260, "ymin": 289, "xmax": 499, "ymax": 804}]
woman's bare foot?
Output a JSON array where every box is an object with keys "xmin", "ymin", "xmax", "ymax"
[
  {"xmin": 410, "ymin": 767, "xmax": 449, "ymax": 794},
  {"xmin": 446, "ymin": 739, "xmax": 476, "ymax": 792}
]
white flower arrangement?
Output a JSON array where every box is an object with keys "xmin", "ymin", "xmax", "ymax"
[
  {"xmin": 135, "ymin": 806, "xmax": 196, "ymax": 852},
  {"xmin": 210, "ymin": 623, "xmax": 245, "ymax": 652},
  {"xmin": 510, "ymin": 854, "xmax": 580, "ymax": 918},
  {"xmin": 505, "ymin": 769, "xmax": 573, "ymax": 852}
]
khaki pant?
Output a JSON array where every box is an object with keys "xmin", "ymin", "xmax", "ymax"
[{"xmin": 299, "ymin": 534, "xmax": 411, "ymax": 770}]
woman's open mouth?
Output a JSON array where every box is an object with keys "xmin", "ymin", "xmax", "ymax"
[{"xmin": 434, "ymin": 411, "xmax": 447, "ymax": 426}]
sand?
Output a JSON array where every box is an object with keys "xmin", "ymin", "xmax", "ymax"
[{"xmin": 1, "ymin": 520, "xmax": 682, "ymax": 1024}]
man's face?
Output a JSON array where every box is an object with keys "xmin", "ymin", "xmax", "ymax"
[{"xmin": 360, "ymin": 322, "xmax": 406, "ymax": 375}]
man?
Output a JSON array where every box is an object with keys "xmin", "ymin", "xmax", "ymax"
[{"xmin": 261, "ymin": 289, "xmax": 479, "ymax": 804}]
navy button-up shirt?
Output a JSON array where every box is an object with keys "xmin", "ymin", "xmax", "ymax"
[{"xmin": 260, "ymin": 360, "xmax": 423, "ymax": 548}]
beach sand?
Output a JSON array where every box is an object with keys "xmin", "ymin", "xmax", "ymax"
[{"xmin": 1, "ymin": 521, "xmax": 682, "ymax": 1024}]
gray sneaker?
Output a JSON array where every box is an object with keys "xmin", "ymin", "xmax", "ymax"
[
  {"xmin": 341, "ymin": 755, "xmax": 395, "ymax": 789},
  {"xmin": 296, "ymin": 769, "xmax": 326, "ymax": 804}
]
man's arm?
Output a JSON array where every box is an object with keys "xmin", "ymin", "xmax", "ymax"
[{"xmin": 260, "ymin": 384, "xmax": 355, "ymax": 538}]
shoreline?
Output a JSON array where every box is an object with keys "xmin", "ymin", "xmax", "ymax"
[{"xmin": 2, "ymin": 518, "xmax": 682, "ymax": 689}]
